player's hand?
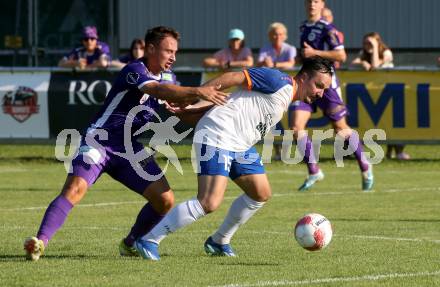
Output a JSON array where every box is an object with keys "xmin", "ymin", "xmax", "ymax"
[
  {"xmin": 196, "ymin": 85, "xmax": 229, "ymax": 105},
  {"xmin": 164, "ymin": 101, "xmax": 185, "ymax": 114},
  {"xmin": 302, "ymin": 42, "xmax": 316, "ymax": 58}
]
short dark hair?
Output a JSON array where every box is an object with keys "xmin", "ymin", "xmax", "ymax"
[
  {"xmin": 297, "ymin": 56, "xmax": 333, "ymax": 78},
  {"xmin": 144, "ymin": 26, "xmax": 180, "ymax": 47}
]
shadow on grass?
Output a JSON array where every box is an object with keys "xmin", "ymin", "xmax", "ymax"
[{"xmin": 0, "ymin": 254, "xmax": 102, "ymax": 261}]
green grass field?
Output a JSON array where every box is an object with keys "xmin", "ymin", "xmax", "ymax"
[{"xmin": 0, "ymin": 144, "xmax": 439, "ymax": 286}]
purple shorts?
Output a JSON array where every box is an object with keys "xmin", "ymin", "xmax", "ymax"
[
  {"xmin": 291, "ymin": 87, "xmax": 348, "ymax": 122},
  {"xmin": 69, "ymin": 139, "xmax": 163, "ymax": 194}
]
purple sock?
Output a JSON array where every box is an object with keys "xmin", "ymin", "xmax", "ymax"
[
  {"xmin": 298, "ymin": 135, "xmax": 320, "ymax": 175},
  {"xmin": 124, "ymin": 202, "xmax": 165, "ymax": 247},
  {"xmin": 346, "ymin": 139, "xmax": 369, "ymax": 172},
  {"xmin": 37, "ymin": 195, "xmax": 73, "ymax": 246}
]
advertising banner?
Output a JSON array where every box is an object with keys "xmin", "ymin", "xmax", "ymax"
[
  {"xmin": 0, "ymin": 72, "xmax": 50, "ymax": 138},
  {"xmin": 203, "ymin": 70, "xmax": 440, "ymax": 142},
  {"xmin": 48, "ymin": 71, "xmax": 116, "ymax": 137},
  {"xmin": 47, "ymin": 70, "xmax": 202, "ymax": 138}
]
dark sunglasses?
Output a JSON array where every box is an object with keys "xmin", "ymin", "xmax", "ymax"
[{"xmin": 83, "ymin": 37, "xmax": 97, "ymax": 41}]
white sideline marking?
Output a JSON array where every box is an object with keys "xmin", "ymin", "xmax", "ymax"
[
  {"xmin": 212, "ymin": 270, "xmax": 440, "ymax": 287},
  {"xmin": 0, "ymin": 201, "xmax": 142, "ymax": 211},
  {"xmin": 342, "ymin": 234, "xmax": 440, "ymax": 244},
  {"xmin": 1, "ymin": 185, "xmax": 439, "ymax": 211},
  {"xmin": 4, "ymin": 223, "xmax": 439, "ymax": 245},
  {"xmin": 242, "ymin": 231, "xmax": 440, "ymax": 245}
]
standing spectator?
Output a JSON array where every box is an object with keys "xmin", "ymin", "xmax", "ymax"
[
  {"xmin": 352, "ymin": 32, "xmax": 409, "ymax": 160},
  {"xmin": 112, "ymin": 38, "xmax": 145, "ymax": 69},
  {"xmin": 258, "ymin": 22, "xmax": 296, "ymax": 160},
  {"xmin": 203, "ymin": 29, "xmax": 253, "ymax": 69},
  {"xmin": 257, "ymin": 22, "xmax": 296, "ymax": 69},
  {"xmin": 58, "ymin": 26, "xmax": 111, "ymax": 69},
  {"xmin": 321, "ymin": 7, "xmax": 344, "ymax": 69}
]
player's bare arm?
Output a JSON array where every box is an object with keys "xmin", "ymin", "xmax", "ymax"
[
  {"xmin": 141, "ymin": 82, "xmax": 229, "ymax": 106},
  {"xmin": 202, "ymin": 71, "xmax": 246, "ymax": 90},
  {"xmin": 166, "ymin": 100, "xmax": 215, "ymax": 126},
  {"xmin": 303, "ymin": 42, "xmax": 347, "ymax": 63}
]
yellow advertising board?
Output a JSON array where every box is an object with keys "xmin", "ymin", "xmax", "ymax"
[{"xmin": 202, "ymin": 70, "xmax": 440, "ymax": 142}]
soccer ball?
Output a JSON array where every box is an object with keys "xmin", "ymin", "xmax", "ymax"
[{"xmin": 294, "ymin": 213, "xmax": 333, "ymax": 251}]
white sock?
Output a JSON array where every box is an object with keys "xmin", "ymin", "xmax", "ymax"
[
  {"xmin": 143, "ymin": 198, "xmax": 206, "ymax": 244},
  {"xmin": 211, "ymin": 194, "xmax": 265, "ymax": 244}
]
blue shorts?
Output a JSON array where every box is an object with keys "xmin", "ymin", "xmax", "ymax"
[{"xmin": 195, "ymin": 144, "xmax": 265, "ymax": 180}]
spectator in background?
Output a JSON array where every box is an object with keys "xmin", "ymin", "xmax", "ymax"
[
  {"xmin": 351, "ymin": 32, "xmax": 394, "ymax": 70},
  {"xmin": 112, "ymin": 38, "xmax": 145, "ymax": 69},
  {"xmin": 321, "ymin": 7, "xmax": 344, "ymax": 69},
  {"xmin": 258, "ymin": 22, "xmax": 296, "ymax": 160},
  {"xmin": 203, "ymin": 29, "xmax": 253, "ymax": 69},
  {"xmin": 58, "ymin": 26, "xmax": 111, "ymax": 69},
  {"xmin": 257, "ymin": 22, "xmax": 296, "ymax": 69},
  {"xmin": 351, "ymin": 32, "xmax": 409, "ymax": 160}
]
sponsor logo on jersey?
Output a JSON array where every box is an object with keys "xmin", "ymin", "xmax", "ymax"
[{"xmin": 126, "ymin": 72, "xmax": 140, "ymax": 85}]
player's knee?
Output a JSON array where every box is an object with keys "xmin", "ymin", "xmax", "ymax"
[
  {"xmin": 61, "ymin": 181, "xmax": 87, "ymax": 206},
  {"xmin": 291, "ymin": 127, "xmax": 306, "ymax": 139},
  {"xmin": 156, "ymin": 191, "xmax": 175, "ymax": 214},
  {"xmin": 335, "ymin": 127, "xmax": 352, "ymax": 139},
  {"xmin": 199, "ymin": 198, "xmax": 221, "ymax": 214},
  {"xmin": 253, "ymin": 188, "xmax": 272, "ymax": 202}
]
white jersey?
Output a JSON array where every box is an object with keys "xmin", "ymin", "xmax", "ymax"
[{"xmin": 194, "ymin": 68, "xmax": 296, "ymax": 152}]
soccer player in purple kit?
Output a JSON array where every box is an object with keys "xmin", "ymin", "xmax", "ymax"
[
  {"xmin": 290, "ymin": 0, "xmax": 374, "ymax": 191},
  {"xmin": 23, "ymin": 26, "xmax": 229, "ymax": 261}
]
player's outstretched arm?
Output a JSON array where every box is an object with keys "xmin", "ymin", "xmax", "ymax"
[
  {"xmin": 165, "ymin": 100, "xmax": 213, "ymax": 126},
  {"xmin": 202, "ymin": 71, "xmax": 246, "ymax": 90},
  {"xmin": 141, "ymin": 82, "xmax": 229, "ymax": 106}
]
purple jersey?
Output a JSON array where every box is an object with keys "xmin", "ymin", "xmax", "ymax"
[
  {"xmin": 86, "ymin": 59, "xmax": 176, "ymax": 144},
  {"xmin": 64, "ymin": 42, "xmax": 111, "ymax": 65},
  {"xmin": 299, "ymin": 19, "xmax": 343, "ymax": 52},
  {"xmin": 118, "ymin": 54, "xmax": 135, "ymax": 64},
  {"xmin": 300, "ymin": 19, "xmax": 343, "ymax": 89}
]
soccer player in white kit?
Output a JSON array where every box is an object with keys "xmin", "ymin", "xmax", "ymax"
[{"xmin": 134, "ymin": 57, "xmax": 333, "ymax": 260}]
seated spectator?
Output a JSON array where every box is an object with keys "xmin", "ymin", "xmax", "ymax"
[
  {"xmin": 321, "ymin": 7, "xmax": 344, "ymax": 69},
  {"xmin": 258, "ymin": 22, "xmax": 296, "ymax": 160},
  {"xmin": 111, "ymin": 38, "xmax": 145, "ymax": 69},
  {"xmin": 351, "ymin": 32, "xmax": 394, "ymax": 70},
  {"xmin": 58, "ymin": 26, "xmax": 110, "ymax": 69},
  {"xmin": 257, "ymin": 22, "xmax": 296, "ymax": 69},
  {"xmin": 203, "ymin": 29, "xmax": 253, "ymax": 69},
  {"xmin": 352, "ymin": 32, "xmax": 410, "ymax": 160}
]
